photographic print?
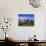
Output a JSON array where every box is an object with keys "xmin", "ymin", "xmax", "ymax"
[{"xmin": 18, "ymin": 14, "xmax": 34, "ymax": 26}]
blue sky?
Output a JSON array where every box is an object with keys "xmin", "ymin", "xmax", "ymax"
[
  {"xmin": 18, "ymin": 14, "xmax": 34, "ymax": 18},
  {"xmin": 18, "ymin": 14, "xmax": 34, "ymax": 20}
]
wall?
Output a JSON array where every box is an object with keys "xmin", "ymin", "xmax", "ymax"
[{"xmin": 0, "ymin": 0, "xmax": 46, "ymax": 40}]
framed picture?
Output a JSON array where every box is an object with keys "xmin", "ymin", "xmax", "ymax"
[{"xmin": 18, "ymin": 14, "xmax": 34, "ymax": 26}]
